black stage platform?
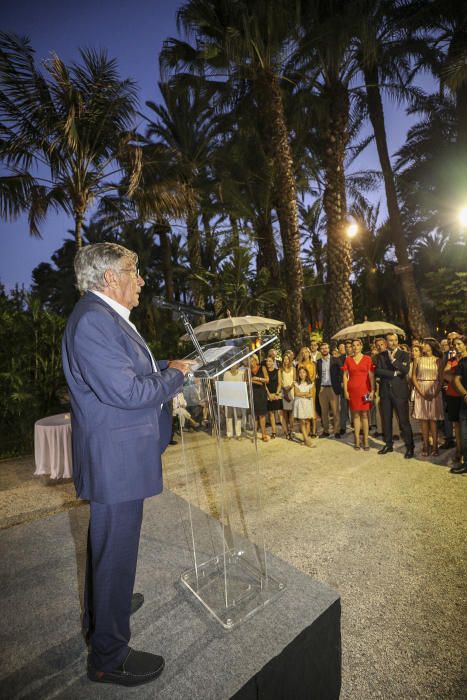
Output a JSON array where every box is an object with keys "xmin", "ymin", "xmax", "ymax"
[{"xmin": 0, "ymin": 490, "xmax": 341, "ymax": 699}]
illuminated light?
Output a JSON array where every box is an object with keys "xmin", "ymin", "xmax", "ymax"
[
  {"xmin": 459, "ymin": 206, "xmax": 467, "ymax": 227},
  {"xmin": 346, "ymin": 222, "xmax": 358, "ymax": 238}
]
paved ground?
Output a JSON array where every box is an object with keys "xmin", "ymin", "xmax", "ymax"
[{"xmin": 1, "ymin": 431, "xmax": 465, "ymax": 698}]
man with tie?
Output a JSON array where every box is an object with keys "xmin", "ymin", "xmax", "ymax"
[
  {"xmin": 62, "ymin": 243, "xmax": 193, "ymax": 687},
  {"xmin": 374, "ymin": 332, "xmax": 414, "ymax": 459}
]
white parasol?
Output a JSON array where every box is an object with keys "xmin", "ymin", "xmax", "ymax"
[
  {"xmin": 180, "ymin": 314, "xmax": 286, "ymax": 342},
  {"xmin": 331, "ymin": 321, "xmax": 406, "ymax": 341}
]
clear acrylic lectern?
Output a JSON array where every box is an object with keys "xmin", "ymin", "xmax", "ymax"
[{"xmin": 173, "ymin": 335, "xmax": 285, "ymax": 629}]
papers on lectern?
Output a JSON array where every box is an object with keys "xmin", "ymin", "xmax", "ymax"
[{"xmin": 216, "ymin": 380, "xmax": 250, "ymax": 409}]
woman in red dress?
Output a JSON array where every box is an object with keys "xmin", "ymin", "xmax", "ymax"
[{"xmin": 343, "ymin": 338, "xmax": 375, "ymax": 450}]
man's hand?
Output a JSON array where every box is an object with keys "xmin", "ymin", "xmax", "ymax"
[{"xmin": 168, "ymin": 359, "xmax": 196, "ymax": 376}]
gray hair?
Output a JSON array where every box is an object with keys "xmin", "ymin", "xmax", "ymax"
[{"xmin": 74, "ymin": 243, "xmax": 137, "ymax": 293}]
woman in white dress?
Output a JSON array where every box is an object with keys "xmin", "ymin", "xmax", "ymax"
[{"xmin": 293, "ymin": 366, "xmax": 315, "ymax": 447}]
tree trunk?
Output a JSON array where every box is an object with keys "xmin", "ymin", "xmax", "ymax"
[
  {"xmin": 202, "ymin": 211, "xmax": 215, "ymax": 269},
  {"xmin": 154, "ymin": 221, "xmax": 174, "ymax": 302},
  {"xmin": 186, "ymin": 212, "xmax": 205, "ymax": 311},
  {"xmin": 74, "ymin": 210, "xmax": 84, "ymax": 249},
  {"xmin": 230, "ymin": 215, "xmax": 240, "ymax": 248},
  {"xmin": 364, "ymin": 64, "xmax": 429, "ymax": 339},
  {"xmin": 322, "ymin": 82, "xmax": 354, "ymax": 339},
  {"xmin": 262, "ymin": 71, "xmax": 304, "ymax": 349},
  {"xmin": 255, "ymin": 210, "xmax": 281, "ymax": 286}
]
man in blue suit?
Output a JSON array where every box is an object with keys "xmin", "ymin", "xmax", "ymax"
[{"xmin": 62, "ymin": 243, "xmax": 192, "ymax": 687}]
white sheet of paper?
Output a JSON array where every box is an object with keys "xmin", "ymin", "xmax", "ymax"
[
  {"xmin": 216, "ymin": 380, "xmax": 250, "ymax": 409},
  {"xmin": 190, "ymin": 345, "xmax": 233, "ymax": 371}
]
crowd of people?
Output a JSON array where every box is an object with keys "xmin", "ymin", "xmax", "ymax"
[{"xmin": 176, "ymin": 331, "xmax": 467, "ymax": 475}]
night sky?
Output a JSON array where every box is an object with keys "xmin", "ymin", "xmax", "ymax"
[{"xmin": 0, "ymin": 0, "xmax": 435, "ymax": 291}]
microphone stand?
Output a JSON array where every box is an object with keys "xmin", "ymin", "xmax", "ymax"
[
  {"xmin": 153, "ymin": 297, "xmax": 209, "ymax": 365},
  {"xmin": 180, "ymin": 311, "xmax": 208, "ymax": 366}
]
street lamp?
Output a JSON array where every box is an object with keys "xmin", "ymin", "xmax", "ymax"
[
  {"xmin": 458, "ymin": 206, "xmax": 467, "ymax": 228},
  {"xmin": 457, "ymin": 206, "xmax": 467, "ymax": 245},
  {"xmin": 346, "ymin": 222, "xmax": 359, "ymax": 238}
]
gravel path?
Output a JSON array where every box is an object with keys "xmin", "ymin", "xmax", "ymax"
[
  {"xmin": 163, "ymin": 430, "xmax": 466, "ymax": 700},
  {"xmin": 1, "ymin": 432, "xmax": 465, "ymax": 698}
]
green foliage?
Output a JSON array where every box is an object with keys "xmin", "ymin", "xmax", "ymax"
[
  {"xmin": 0, "ymin": 287, "xmax": 67, "ymax": 457},
  {"xmin": 422, "ymin": 270, "xmax": 467, "ymax": 332},
  {"xmin": 0, "ymin": 32, "xmax": 142, "ymax": 246}
]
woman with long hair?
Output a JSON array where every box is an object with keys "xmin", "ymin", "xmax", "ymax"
[
  {"xmin": 443, "ymin": 337, "xmax": 465, "ymax": 464},
  {"xmin": 343, "ymin": 338, "xmax": 375, "ymax": 450},
  {"xmin": 409, "ymin": 344, "xmax": 422, "ymax": 439},
  {"xmin": 412, "ymin": 338, "xmax": 444, "ymax": 456},
  {"xmin": 280, "ymin": 352, "xmax": 295, "ymax": 439},
  {"xmin": 265, "ymin": 355, "xmax": 282, "ymax": 438},
  {"xmin": 249, "ymin": 354, "xmax": 270, "ymax": 442}
]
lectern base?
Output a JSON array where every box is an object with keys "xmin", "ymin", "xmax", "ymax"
[{"xmin": 181, "ymin": 552, "xmax": 285, "ymax": 629}]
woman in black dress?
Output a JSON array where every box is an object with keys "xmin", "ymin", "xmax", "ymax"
[
  {"xmin": 250, "ymin": 354, "xmax": 270, "ymax": 441},
  {"xmin": 265, "ymin": 356, "xmax": 282, "ymax": 438}
]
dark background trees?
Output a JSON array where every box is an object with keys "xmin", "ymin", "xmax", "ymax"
[{"xmin": 1, "ymin": 0, "xmax": 466, "ymax": 454}]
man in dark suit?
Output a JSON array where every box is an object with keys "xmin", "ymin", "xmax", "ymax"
[
  {"xmin": 62, "ymin": 243, "xmax": 193, "ymax": 687},
  {"xmin": 374, "ymin": 332, "xmax": 414, "ymax": 459},
  {"xmin": 316, "ymin": 342, "xmax": 342, "ymax": 438}
]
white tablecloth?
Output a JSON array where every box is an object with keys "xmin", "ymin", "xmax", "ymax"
[{"xmin": 34, "ymin": 413, "xmax": 73, "ymax": 479}]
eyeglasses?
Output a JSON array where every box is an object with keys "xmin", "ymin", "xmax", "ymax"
[{"xmin": 117, "ymin": 266, "xmax": 140, "ymax": 278}]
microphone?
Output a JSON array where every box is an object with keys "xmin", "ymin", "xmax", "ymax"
[{"xmin": 153, "ymin": 296, "xmax": 214, "ymax": 318}]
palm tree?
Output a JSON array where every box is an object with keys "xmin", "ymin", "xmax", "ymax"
[
  {"xmin": 295, "ymin": 0, "xmax": 364, "ymax": 338},
  {"xmin": 160, "ymin": 0, "xmax": 305, "ymax": 348},
  {"xmin": 0, "ymin": 33, "xmax": 142, "ymax": 248},
  {"xmin": 211, "ymin": 104, "xmax": 282, "ymax": 289},
  {"xmin": 143, "ymin": 81, "xmax": 217, "ymax": 309},
  {"xmin": 353, "ymin": 0, "xmax": 431, "ymax": 338}
]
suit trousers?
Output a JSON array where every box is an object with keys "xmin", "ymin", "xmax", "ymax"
[
  {"xmin": 380, "ymin": 393, "xmax": 413, "ymax": 449},
  {"xmin": 339, "ymin": 394, "xmax": 348, "ymax": 430},
  {"xmin": 84, "ymin": 499, "xmax": 144, "ymax": 671},
  {"xmin": 319, "ymin": 386, "xmax": 338, "ymax": 433}
]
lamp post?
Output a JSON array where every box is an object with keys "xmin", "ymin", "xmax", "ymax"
[
  {"xmin": 458, "ymin": 206, "xmax": 467, "ymax": 245},
  {"xmin": 346, "ymin": 221, "xmax": 359, "ymax": 239}
]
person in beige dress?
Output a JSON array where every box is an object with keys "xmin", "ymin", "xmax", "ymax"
[{"xmin": 412, "ymin": 338, "xmax": 444, "ymax": 456}]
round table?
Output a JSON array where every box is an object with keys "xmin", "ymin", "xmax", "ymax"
[{"xmin": 34, "ymin": 413, "xmax": 73, "ymax": 479}]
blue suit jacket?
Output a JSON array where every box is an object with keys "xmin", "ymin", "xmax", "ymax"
[{"xmin": 62, "ymin": 292, "xmax": 184, "ymax": 504}]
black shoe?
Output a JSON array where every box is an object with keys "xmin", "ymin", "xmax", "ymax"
[
  {"xmin": 88, "ymin": 648, "xmax": 165, "ymax": 686},
  {"xmin": 378, "ymin": 446, "xmax": 393, "ymax": 455},
  {"xmin": 319, "ymin": 432, "xmax": 330, "ymax": 438},
  {"xmin": 450, "ymin": 464, "xmax": 467, "ymax": 474},
  {"xmin": 334, "ymin": 433, "xmax": 341, "ymax": 439},
  {"xmin": 169, "ymin": 439, "xmax": 177, "ymax": 445},
  {"xmin": 131, "ymin": 592, "xmax": 144, "ymax": 615},
  {"xmin": 440, "ymin": 439, "xmax": 455, "ymax": 450},
  {"xmin": 340, "ymin": 428, "xmax": 346, "ymax": 435},
  {"xmin": 404, "ymin": 448, "xmax": 414, "ymax": 459}
]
